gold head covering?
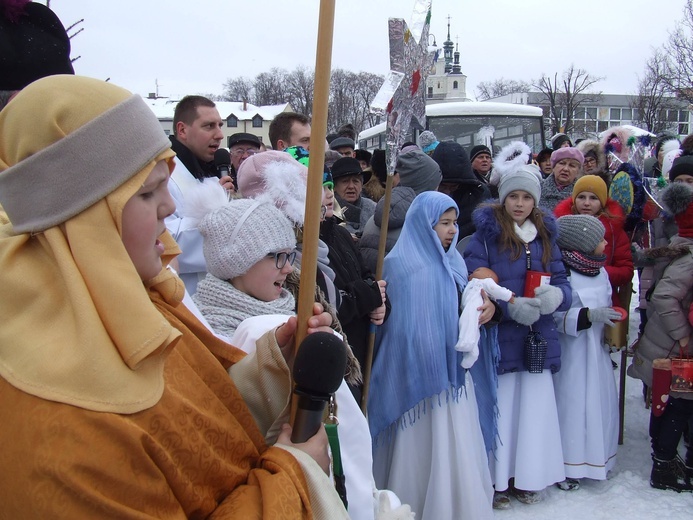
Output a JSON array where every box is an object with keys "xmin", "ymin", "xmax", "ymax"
[{"xmin": 0, "ymin": 75, "xmax": 185, "ymax": 413}]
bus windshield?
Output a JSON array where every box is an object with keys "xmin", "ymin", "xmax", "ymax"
[{"xmin": 358, "ymin": 102, "xmax": 546, "ymax": 155}]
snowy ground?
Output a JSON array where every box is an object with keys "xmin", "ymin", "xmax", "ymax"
[{"xmin": 494, "ymin": 276, "xmax": 693, "ymax": 518}]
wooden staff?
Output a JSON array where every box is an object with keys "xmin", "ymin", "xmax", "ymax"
[
  {"xmin": 294, "ymin": 1, "xmax": 335, "ymax": 355},
  {"xmin": 360, "ymin": 170, "xmax": 395, "ymax": 413}
]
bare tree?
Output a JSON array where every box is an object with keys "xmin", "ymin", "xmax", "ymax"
[
  {"xmin": 220, "ymin": 66, "xmax": 383, "ymax": 135},
  {"xmin": 662, "ymin": 0, "xmax": 693, "ymax": 103},
  {"xmin": 253, "ymin": 68, "xmax": 289, "ymax": 106},
  {"xmin": 631, "ymin": 50, "xmax": 679, "ymax": 134},
  {"xmin": 285, "ymin": 66, "xmax": 315, "ymax": 116},
  {"xmin": 534, "ymin": 65, "xmax": 603, "ymax": 137},
  {"xmin": 222, "ymin": 77, "xmax": 253, "ymax": 102},
  {"xmin": 476, "ymin": 78, "xmax": 531, "ymax": 101}
]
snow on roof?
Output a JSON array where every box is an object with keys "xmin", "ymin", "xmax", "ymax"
[{"xmin": 142, "ymin": 97, "xmax": 290, "ymax": 121}]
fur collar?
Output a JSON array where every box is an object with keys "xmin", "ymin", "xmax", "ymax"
[
  {"xmin": 643, "ymin": 243, "xmax": 692, "ymax": 261},
  {"xmin": 472, "ymin": 203, "xmax": 558, "ymax": 242}
]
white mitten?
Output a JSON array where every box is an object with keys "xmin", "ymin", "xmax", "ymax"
[
  {"xmin": 534, "ymin": 284, "xmax": 563, "ymax": 315},
  {"xmin": 376, "ymin": 491, "xmax": 415, "ymax": 520}
]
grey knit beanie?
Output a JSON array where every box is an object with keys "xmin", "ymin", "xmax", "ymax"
[
  {"xmin": 395, "ymin": 148, "xmax": 442, "ymax": 194},
  {"xmin": 556, "ymin": 215, "xmax": 605, "ymax": 253},
  {"xmin": 199, "ymin": 199, "xmax": 296, "ymax": 280},
  {"xmin": 498, "ymin": 165, "xmax": 542, "ymax": 204}
]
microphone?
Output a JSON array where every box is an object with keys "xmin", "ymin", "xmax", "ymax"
[
  {"xmin": 213, "ymin": 148, "xmax": 231, "ymax": 179},
  {"xmin": 291, "ymin": 331, "xmax": 347, "ymax": 443}
]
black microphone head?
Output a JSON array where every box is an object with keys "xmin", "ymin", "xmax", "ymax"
[
  {"xmin": 214, "ymin": 148, "xmax": 231, "ymax": 167},
  {"xmin": 293, "ymin": 332, "xmax": 347, "ymax": 397}
]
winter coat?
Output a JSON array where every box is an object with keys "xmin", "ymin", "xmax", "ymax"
[
  {"xmin": 628, "ymin": 236, "xmax": 693, "ymax": 400},
  {"xmin": 635, "ymin": 216, "xmax": 678, "ymax": 311},
  {"xmin": 335, "ymin": 194, "xmax": 376, "ymax": 239},
  {"xmin": 464, "ymin": 205, "xmax": 572, "ymax": 374},
  {"xmin": 320, "ymin": 217, "xmax": 390, "ymax": 396},
  {"xmin": 554, "ymin": 197, "xmax": 634, "ymax": 307},
  {"xmin": 358, "ymin": 186, "xmax": 416, "ymax": 274},
  {"xmin": 540, "ymin": 176, "xmax": 577, "ymax": 213},
  {"xmin": 431, "ymin": 141, "xmax": 493, "ymax": 237},
  {"xmin": 449, "ymin": 182, "xmax": 492, "ymax": 238}
]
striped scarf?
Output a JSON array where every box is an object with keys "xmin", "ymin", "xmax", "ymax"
[{"xmin": 561, "ymin": 249, "xmax": 606, "ymax": 277}]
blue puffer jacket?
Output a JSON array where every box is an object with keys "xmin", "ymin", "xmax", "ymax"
[{"xmin": 464, "ymin": 205, "xmax": 571, "ymax": 374}]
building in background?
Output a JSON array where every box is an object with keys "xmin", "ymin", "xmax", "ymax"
[
  {"xmin": 144, "ymin": 95, "xmax": 292, "ymax": 148},
  {"xmin": 484, "ymin": 91, "xmax": 690, "ymax": 141}
]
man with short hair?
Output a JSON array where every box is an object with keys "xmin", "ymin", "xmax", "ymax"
[
  {"xmin": 540, "ymin": 147, "xmax": 584, "ymax": 211},
  {"xmin": 166, "ymin": 95, "xmax": 233, "ymax": 294},
  {"xmin": 331, "ymin": 157, "xmax": 376, "ymax": 239},
  {"xmin": 228, "ymin": 132, "xmax": 261, "ymax": 184},
  {"xmin": 269, "ymin": 112, "xmax": 311, "ymax": 151},
  {"xmin": 330, "ymin": 137, "xmax": 355, "ymax": 157}
]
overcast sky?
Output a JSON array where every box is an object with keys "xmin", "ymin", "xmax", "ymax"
[{"xmin": 48, "ymin": 0, "xmax": 686, "ymax": 101}]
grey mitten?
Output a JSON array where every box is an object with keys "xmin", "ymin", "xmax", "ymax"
[
  {"xmin": 588, "ymin": 307, "xmax": 622, "ymax": 327},
  {"xmin": 534, "ymin": 284, "xmax": 564, "ymax": 315},
  {"xmin": 507, "ymin": 297, "xmax": 541, "ymax": 326}
]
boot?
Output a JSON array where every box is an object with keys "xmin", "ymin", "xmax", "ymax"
[
  {"xmin": 650, "ymin": 457, "xmax": 693, "ymax": 492},
  {"xmin": 492, "ymin": 491, "xmax": 511, "ymax": 510}
]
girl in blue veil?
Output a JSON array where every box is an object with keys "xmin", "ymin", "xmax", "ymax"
[{"xmin": 368, "ymin": 191, "xmax": 494, "ymax": 520}]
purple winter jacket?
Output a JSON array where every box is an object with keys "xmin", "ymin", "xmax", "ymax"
[{"xmin": 464, "ymin": 205, "xmax": 572, "ymax": 374}]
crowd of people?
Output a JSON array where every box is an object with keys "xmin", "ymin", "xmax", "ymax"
[{"xmin": 2, "ymin": 2, "xmax": 693, "ymax": 519}]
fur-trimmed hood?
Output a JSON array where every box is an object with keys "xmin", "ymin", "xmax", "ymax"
[
  {"xmin": 553, "ymin": 196, "xmax": 626, "ymax": 230},
  {"xmin": 600, "ymin": 126, "xmax": 633, "ymax": 164},
  {"xmin": 471, "ymin": 203, "xmax": 558, "ymax": 243},
  {"xmin": 576, "ymin": 139, "xmax": 607, "ymax": 174}
]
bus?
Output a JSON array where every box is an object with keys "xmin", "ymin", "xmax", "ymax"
[{"xmin": 357, "ymin": 101, "xmax": 545, "ymax": 156}]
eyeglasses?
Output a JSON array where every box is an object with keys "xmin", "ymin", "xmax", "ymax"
[
  {"xmin": 584, "ymin": 157, "xmax": 597, "ymax": 166},
  {"xmin": 266, "ymin": 251, "xmax": 297, "ymax": 269},
  {"xmin": 230, "ymin": 148, "xmax": 259, "ymax": 157}
]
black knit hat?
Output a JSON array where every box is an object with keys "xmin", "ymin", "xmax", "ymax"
[
  {"xmin": 669, "ymin": 154, "xmax": 693, "ymax": 183},
  {"xmin": 0, "ymin": 2, "xmax": 74, "ymax": 91},
  {"xmin": 431, "ymin": 141, "xmax": 474, "ymax": 184},
  {"xmin": 469, "ymin": 144, "xmax": 491, "ymax": 163}
]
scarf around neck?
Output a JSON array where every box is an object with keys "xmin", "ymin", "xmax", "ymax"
[
  {"xmin": 193, "ymin": 274, "xmax": 295, "ymax": 338},
  {"xmin": 514, "ymin": 219, "xmax": 538, "ymax": 243},
  {"xmin": 561, "ymin": 249, "xmax": 606, "ymax": 277}
]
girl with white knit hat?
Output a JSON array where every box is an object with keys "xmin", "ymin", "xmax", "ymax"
[
  {"xmin": 464, "ymin": 163, "xmax": 572, "ymax": 509},
  {"xmin": 187, "ymin": 181, "xmax": 411, "ymax": 520}
]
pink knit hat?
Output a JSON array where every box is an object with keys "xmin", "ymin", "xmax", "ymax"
[
  {"xmin": 236, "ymin": 150, "xmax": 308, "ymax": 226},
  {"xmin": 550, "ymin": 147, "xmax": 584, "ymax": 168}
]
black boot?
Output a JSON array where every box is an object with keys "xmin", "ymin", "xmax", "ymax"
[{"xmin": 650, "ymin": 457, "xmax": 693, "ymax": 492}]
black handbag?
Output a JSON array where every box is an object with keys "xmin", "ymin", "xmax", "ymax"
[{"xmin": 524, "ymin": 329, "xmax": 547, "ymax": 373}]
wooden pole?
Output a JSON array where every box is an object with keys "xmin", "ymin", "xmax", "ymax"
[
  {"xmin": 295, "ymin": 0, "xmax": 335, "ymax": 352},
  {"xmin": 360, "ymin": 171, "xmax": 394, "ymax": 413}
]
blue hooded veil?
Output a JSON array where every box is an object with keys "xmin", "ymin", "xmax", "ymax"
[{"xmin": 367, "ymin": 191, "xmax": 469, "ymax": 442}]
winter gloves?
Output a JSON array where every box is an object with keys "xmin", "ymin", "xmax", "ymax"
[
  {"xmin": 587, "ymin": 307, "xmax": 622, "ymax": 327},
  {"xmin": 534, "ymin": 284, "xmax": 564, "ymax": 315},
  {"xmin": 507, "ymin": 297, "xmax": 541, "ymax": 326}
]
